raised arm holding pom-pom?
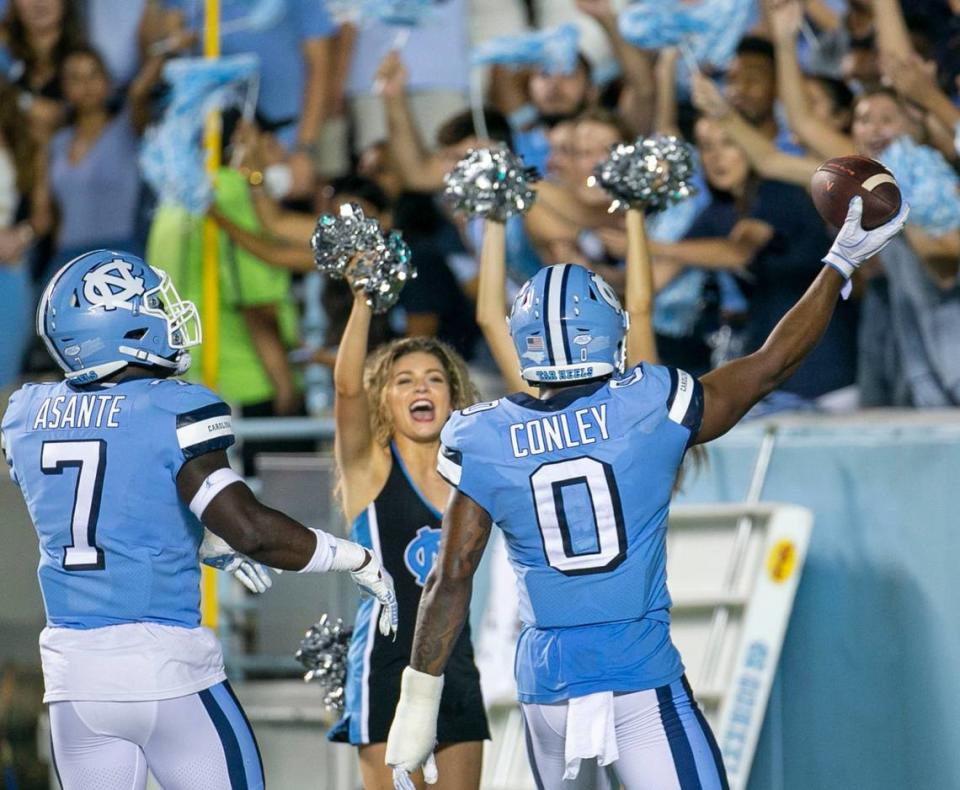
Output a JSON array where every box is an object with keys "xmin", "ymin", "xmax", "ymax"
[{"xmin": 476, "ymin": 219, "xmax": 536, "ymax": 395}]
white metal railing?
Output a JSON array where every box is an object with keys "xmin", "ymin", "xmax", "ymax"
[{"xmin": 232, "ymin": 415, "xmax": 335, "ymax": 440}]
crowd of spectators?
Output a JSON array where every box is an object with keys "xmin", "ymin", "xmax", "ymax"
[{"xmin": 1, "ymin": 0, "xmax": 959, "ymax": 414}]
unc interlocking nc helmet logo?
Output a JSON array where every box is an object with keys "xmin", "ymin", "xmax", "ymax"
[
  {"xmin": 82, "ymin": 259, "xmax": 146, "ymax": 311},
  {"xmin": 404, "ymin": 526, "xmax": 442, "ymax": 587}
]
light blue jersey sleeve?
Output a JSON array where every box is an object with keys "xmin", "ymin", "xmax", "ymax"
[
  {"xmin": 1, "ymin": 385, "xmax": 32, "ymax": 486},
  {"xmin": 437, "ymin": 401, "xmax": 506, "ymax": 517},
  {"xmin": 146, "ymin": 380, "xmax": 236, "ymax": 477},
  {"xmin": 613, "ymin": 363, "xmax": 705, "ymax": 450},
  {"xmin": 0, "ymin": 428, "xmax": 11, "ymax": 485},
  {"xmin": 665, "ymin": 365, "xmax": 705, "ymax": 447}
]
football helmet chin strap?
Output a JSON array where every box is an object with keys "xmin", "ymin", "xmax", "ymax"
[
  {"xmin": 62, "ymin": 347, "xmax": 191, "ymax": 383},
  {"xmin": 63, "ymin": 360, "xmax": 128, "ymax": 383},
  {"xmin": 118, "ymin": 345, "xmax": 192, "ymax": 374}
]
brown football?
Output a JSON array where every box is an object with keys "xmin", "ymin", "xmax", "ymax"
[{"xmin": 810, "ymin": 155, "xmax": 901, "ymax": 230}]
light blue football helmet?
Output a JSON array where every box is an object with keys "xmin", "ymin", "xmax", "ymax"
[
  {"xmin": 509, "ymin": 263, "xmax": 629, "ymax": 384},
  {"xmin": 37, "ymin": 249, "xmax": 202, "ymax": 385}
]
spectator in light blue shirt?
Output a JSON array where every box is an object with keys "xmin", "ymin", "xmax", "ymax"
[
  {"xmin": 163, "ymin": 0, "xmax": 337, "ymax": 193},
  {"xmin": 34, "ymin": 45, "xmax": 168, "ymax": 280},
  {"xmin": 858, "ymin": 235, "xmax": 960, "ymax": 408}
]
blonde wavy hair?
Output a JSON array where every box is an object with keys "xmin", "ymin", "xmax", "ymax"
[{"xmin": 363, "ymin": 337, "xmax": 479, "ymax": 447}]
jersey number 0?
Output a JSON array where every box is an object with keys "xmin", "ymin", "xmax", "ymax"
[
  {"xmin": 530, "ymin": 457, "xmax": 627, "ymax": 576},
  {"xmin": 41, "ymin": 440, "xmax": 107, "ymax": 571}
]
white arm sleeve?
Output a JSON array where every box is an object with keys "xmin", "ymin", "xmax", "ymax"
[
  {"xmin": 189, "ymin": 468, "xmax": 245, "ymax": 520},
  {"xmin": 297, "ymin": 531, "xmax": 368, "ymax": 573},
  {"xmin": 297, "ymin": 529, "xmax": 336, "ymax": 573}
]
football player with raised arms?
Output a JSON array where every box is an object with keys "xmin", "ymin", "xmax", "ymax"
[
  {"xmin": 1, "ymin": 250, "xmax": 398, "ymax": 790},
  {"xmin": 385, "ymin": 196, "xmax": 908, "ymax": 789}
]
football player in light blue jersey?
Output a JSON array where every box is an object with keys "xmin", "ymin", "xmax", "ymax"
[
  {"xmin": 1, "ymin": 250, "xmax": 398, "ymax": 790},
  {"xmin": 385, "ymin": 196, "xmax": 908, "ymax": 789}
]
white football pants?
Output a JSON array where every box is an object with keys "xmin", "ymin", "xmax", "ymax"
[{"xmin": 49, "ymin": 681, "xmax": 263, "ymax": 789}]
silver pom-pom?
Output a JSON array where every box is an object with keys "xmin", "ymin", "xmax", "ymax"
[
  {"xmin": 295, "ymin": 614, "xmax": 352, "ymax": 711},
  {"xmin": 589, "ymin": 135, "xmax": 697, "ymax": 213},
  {"xmin": 311, "ymin": 203, "xmax": 416, "ymax": 313},
  {"xmin": 311, "ymin": 202, "xmax": 380, "ymax": 275},
  {"xmin": 443, "ymin": 145, "xmax": 539, "ymax": 221},
  {"xmin": 350, "ymin": 229, "xmax": 415, "ymax": 314}
]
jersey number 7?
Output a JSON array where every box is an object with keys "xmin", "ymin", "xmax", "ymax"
[
  {"xmin": 530, "ymin": 457, "xmax": 627, "ymax": 575},
  {"xmin": 41, "ymin": 440, "xmax": 107, "ymax": 571}
]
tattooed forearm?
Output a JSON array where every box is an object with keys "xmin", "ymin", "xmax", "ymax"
[
  {"xmin": 410, "ymin": 573, "xmax": 472, "ymax": 674},
  {"xmin": 409, "ymin": 490, "xmax": 493, "ymax": 676}
]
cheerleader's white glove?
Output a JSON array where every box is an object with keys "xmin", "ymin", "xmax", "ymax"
[
  {"xmin": 386, "ymin": 667, "xmax": 444, "ymax": 788},
  {"xmin": 199, "ymin": 528, "xmax": 273, "ymax": 593},
  {"xmin": 823, "ymin": 196, "xmax": 910, "ymax": 283}
]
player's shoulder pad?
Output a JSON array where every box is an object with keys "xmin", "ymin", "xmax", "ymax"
[
  {"xmin": 438, "ymin": 400, "xmax": 501, "ymax": 486},
  {"xmin": 0, "ymin": 386, "xmax": 27, "ymax": 465},
  {"xmin": 1, "ymin": 382, "xmax": 45, "ymax": 434},
  {"xmin": 147, "ymin": 378, "xmax": 227, "ymax": 415},
  {"xmin": 148, "ymin": 379, "xmax": 234, "ymax": 461},
  {"xmin": 440, "ymin": 400, "xmax": 501, "ymax": 448},
  {"xmin": 612, "ymin": 363, "xmax": 702, "ymax": 432},
  {"xmin": 2, "ymin": 384, "xmax": 49, "ymax": 482},
  {"xmin": 607, "ymin": 362, "xmax": 669, "ymax": 406}
]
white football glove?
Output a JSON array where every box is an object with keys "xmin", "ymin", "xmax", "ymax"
[
  {"xmin": 350, "ymin": 548, "xmax": 399, "ymax": 638},
  {"xmin": 823, "ymin": 196, "xmax": 910, "ymax": 281},
  {"xmin": 199, "ymin": 529, "xmax": 273, "ymax": 594},
  {"xmin": 386, "ymin": 667, "xmax": 443, "ymax": 788}
]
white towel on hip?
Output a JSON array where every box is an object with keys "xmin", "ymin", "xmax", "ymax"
[{"xmin": 563, "ymin": 691, "xmax": 620, "ymax": 780}]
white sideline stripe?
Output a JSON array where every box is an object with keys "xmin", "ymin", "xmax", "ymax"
[
  {"xmin": 437, "ymin": 451, "xmax": 462, "ymax": 485},
  {"xmin": 547, "ymin": 265, "xmax": 568, "ymax": 366},
  {"xmin": 862, "ymin": 173, "xmax": 896, "ymax": 191},
  {"xmin": 668, "ymin": 370, "xmax": 694, "ymax": 425},
  {"xmin": 176, "ymin": 416, "xmax": 233, "ymax": 449},
  {"xmin": 360, "ymin": 503, "xmax": 382, "ymax": 744}
]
